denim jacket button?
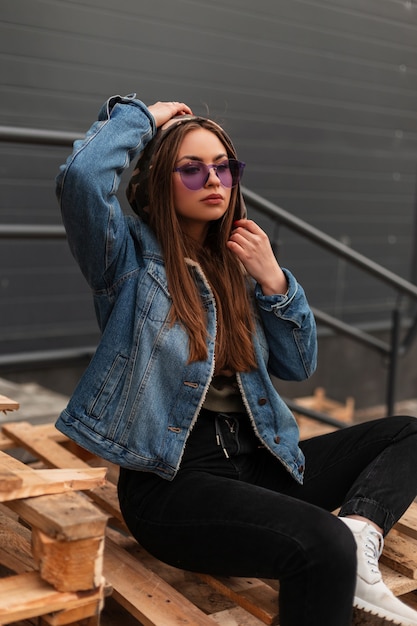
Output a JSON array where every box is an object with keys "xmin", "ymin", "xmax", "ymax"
[
  {"xmin": 274, "ymin": 435, "xmax": 281, "ymax": 444},
  {"xmin": 258, "ymin": 397, "xmax": 267, "ymax": 406},
  {"xmin": 298, "ymin": 465, "xmax": 305, "ymax": 473}
]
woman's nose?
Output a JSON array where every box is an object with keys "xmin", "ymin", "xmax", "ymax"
[{"xmin": 205, "ymin": 166, "xmax": 220, "ymax": 186}]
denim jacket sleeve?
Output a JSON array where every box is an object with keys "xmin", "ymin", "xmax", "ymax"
[
  {"xmin": 55, "ymin": 94, "xmax": 156, "ymax": 290},
  {"xmin": 255, "ymin": 268, "xmax": 317, "ymax": 381}
]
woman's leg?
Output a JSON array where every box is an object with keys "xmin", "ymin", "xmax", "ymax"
[
  {"xmin": 253, "ymin": 414, "xmax": 417, "ymax": 534},
  {"xmin": 118, "ymin": 413, "xmax": 417, "ymax": 625},
  {"xmin": 118, "ymin": 467, "xmax": 356, "ymax": 626},
  {"xmin": 253, "ymin": 414, "xmax": 417, "ymax": 625}
]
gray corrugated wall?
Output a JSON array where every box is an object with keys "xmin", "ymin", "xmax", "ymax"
[{"xmin": 1, "ymin": 0, "xmax": 417, "ymax": 355}]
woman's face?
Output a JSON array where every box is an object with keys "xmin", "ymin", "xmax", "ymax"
[{"xmin": 172, "ymin": 128, "xmax": 232, "ymax": 242}]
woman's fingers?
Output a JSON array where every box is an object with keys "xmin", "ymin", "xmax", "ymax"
[{"xmin": 147, "ymin": 101, "xmax": 193, "ymax": 128}]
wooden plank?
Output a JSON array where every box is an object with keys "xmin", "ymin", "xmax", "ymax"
[
  {"xmin": 0, "ymin": 423, "xmax": 68, "ymax": 451},
  {"xmin": 197, "ymin": 574, "xmax": 278, "ymax": 626},
  {"xmin": 2, "ymin": 422, "xmax": 93, "ymax": 470},
  {"xmin": 33, "ymin": 467, "xmax": 106, "ymax": 490},
  {"xmin": 7, "ymin": 491, "xmax": 108, "ymax": 541},
  {"xmin": 0, "ymin": 571, "xmax": 103, "ymax": 625},
  {"xmin": 0, "ymin": 395, "xmax": 19, "ymax": 413},
  {"xmin": 297, "ymin": 416, "xmax": 336, "ymax": 440},
  {"xmin": 210, "ymin": 606, "xmax": 266, "ymax": 625},
  {"xmin": 380, "ymin": 563, "xmax": 417, "ymax": 597},
  {"xmin": 0, "ymin": 511, "xmax": 35, "ymax": 573},
  {"xmin": 105, "ymin": 527, "xmax": 235, "ymax": 617},
  {"xmin": 32, "ymin": 528, "xmax": 104, "ymax": 592},
  {"xmin": 399, "ymin": 591, "xmax": 417, "ymax": 611},
  {"xmin": 0, "ymin": 465, "xmax": 107, "ymax": 502},
  {"xmin": 3, "ymin": 421, "xmax": 124, "ymax": 524},
  {"xmin": 104, "ymin": 536, "xmax": 217, "ymax": 626},
  {"xmin": 0, "ymin": 468, "xmax": 23, "ymax": 492},
  {"xmin": 294, "ymin": 387, "xmax": 354, "ymax": 422},
  {"xmin": 395, "ymin": 502, "xmax": 417, "ymax": 541},
  {"xmin": 0, "ymin": 423, "xmax": 80, "ymax": 452},
  {"xmin": 381, "ymin": 533, "xmax": 417, "ymax": 580},
  {"xmin": 39, "ymin": 602, "xmax": 101, "ymax": 626},
  {"xmin": 0, "ymin": 432, "xmax": 14, "ymax": 452}
]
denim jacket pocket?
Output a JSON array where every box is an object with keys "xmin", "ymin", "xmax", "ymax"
[{"xmin": 87, "ymin": 353, "xmax": 129, "ymax": 419}]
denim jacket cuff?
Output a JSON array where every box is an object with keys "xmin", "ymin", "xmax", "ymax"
[
  {"xmin": 98, "ymin": 93, "xmax": 156, "ymax": 134},
  {"xmin": 255, "ymin": 269, "xmax": 298, "ymax": 311}
]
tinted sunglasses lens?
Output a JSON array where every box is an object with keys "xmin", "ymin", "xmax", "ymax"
[
  {"xmin": 215, "ymin": 162, "xmax": 233, "ymax": 188},
  {"xmin": 227, "ymin": 159, "xmax": 245, "ymax": 187},
  {"xmin": 177, "ymin": 163, "xmax": 208, "ymax": 190}
]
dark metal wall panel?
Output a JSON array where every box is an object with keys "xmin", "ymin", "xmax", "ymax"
[{"xmin": 1, "ymin": 0, "xmax": 417, "ymax": 355}]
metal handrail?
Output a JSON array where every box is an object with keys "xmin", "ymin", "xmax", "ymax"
[
  {"xmin": 0, "ymin": 346, "xmax": 96, "ymax": 369},
  {"xmin": 2, "ymin": 124, "xmax": 417, "ymax": 418},
  {"xmin": 0, "ymin": 125, "xmax": 79, "ymax": 146},
  {"xmin": 242, "ymin": 187, "xmax": 417, "ymax": 301},
  {"xmin": 0, "ymin": 225, "xmax": 66, "ymax": 238}
]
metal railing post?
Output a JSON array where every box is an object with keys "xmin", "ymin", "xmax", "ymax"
[{"xmin": 386, "ymin": 306, "xmax": 402, "ymax": 416}]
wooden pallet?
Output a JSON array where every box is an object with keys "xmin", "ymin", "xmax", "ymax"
[
  {"xmin": 0, "ymin": 453, "xmax": 108, "ymax": 625},
  {"xmin": 294, "ymin": 387, "xmax": 355, "ymax": 440},
  {"xmin": 294, "ymin": 387, "xmax": 355, "ymax": 423},
  {"xmin": 1, "ymin": 419, "xmax": 416, "ymax": 626}
]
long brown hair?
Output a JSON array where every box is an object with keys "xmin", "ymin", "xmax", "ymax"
[{"xmin": 130, "ymin": 118, "xmax": 257, "ymax": 372}]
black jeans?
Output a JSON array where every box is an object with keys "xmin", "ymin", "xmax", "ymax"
[{"xmin": 118, "ymin": 411, "xmax": 417, "ymax": 626}]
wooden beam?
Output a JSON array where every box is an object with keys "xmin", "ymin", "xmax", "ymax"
[
  {"xmin": 197, "ymin": 574, "xmax": 278, "ymax": 625},
  {"xmin": 0, "ymin": 511, "xmax": 34, "ymax": 573},
  {"xmin": 0, "ymin": 571, "xmax": 103, "ymax": 625},
  {"xmin": 0, "ymin": 461, "xmax": 107, "ymax": 502},
  {"xmin": 104, "ymin": 537, "xmax": 217, "ymax": 626},
  {"xmin": 39, "ymin": 601, "xmax": 102, "ymax": 626},
  {"xmin": 0, "ymin": 395, "xmax": 19, "ymax": 413},
  {"xmin": 7, "ymin": 490, "xmax": 108, "ymax": 542},
  {"xmin": 32, "ymin": 527, "xmax": 105, "ymax": 592}
]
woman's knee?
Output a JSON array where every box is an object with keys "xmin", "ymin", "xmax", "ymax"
[
  {"xmin": 276, "ymin": 512, "xmax": 357, "ymax": 583},
  {"xmin": 279, "ymin": 516, "xmax": 356, "ymax": 625},
  {"xmin": 309, "ymin": 515, "xmax": 357, "ymax": 579},
  {"xmin": 383, "ymin": 414, "xmax": 417, "ymax": 437}
]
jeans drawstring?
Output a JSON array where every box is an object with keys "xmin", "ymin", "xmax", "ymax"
[{"xmin": 214, "ymin": 413, "xmax": 239, "ymax": 459}]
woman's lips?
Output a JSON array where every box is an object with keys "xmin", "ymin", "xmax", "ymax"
[{"xmin": 201, "ymin": 194, "xmax": 224, "ymax": 204}]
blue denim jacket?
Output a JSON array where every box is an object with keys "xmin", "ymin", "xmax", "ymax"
[{"xmin": 55, "ymin": 94, "xmax": 317, "ymax": 483}]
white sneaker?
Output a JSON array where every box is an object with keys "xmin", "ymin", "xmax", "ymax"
[{"xmin": 340, "ymin": 517, "xmax": 417, "ymax": 625}]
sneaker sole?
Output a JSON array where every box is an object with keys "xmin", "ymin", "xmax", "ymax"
[{"xmin": 353, "ymin": 600, "xmax": 417, "ymax": 626}]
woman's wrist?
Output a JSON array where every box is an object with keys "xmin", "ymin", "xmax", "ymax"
[{"xmin": 260, "ymin": 269, "xmax": 288, "ymax": 296}]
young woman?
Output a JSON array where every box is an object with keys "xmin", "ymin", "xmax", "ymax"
[{"xmin": 56, "ymin": 94, "xmax": 417, "ymax": 626}]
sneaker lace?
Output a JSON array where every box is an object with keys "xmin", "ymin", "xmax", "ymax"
[{"xmin": 364, "ymin": 528, "xmax": 384, "ymax": 576}]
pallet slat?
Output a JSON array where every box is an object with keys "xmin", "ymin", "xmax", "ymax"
[
  {"xmin": 197, "ymin": 574, "xmax": 279, "ymax": 625},
  {"xmin": 0, "ymin": 511, "xmax": 34, "ymax": 573},
  {"xmin": 0, "ymin": 396, "xmax": 19, "ymax": 414},
  {"xmin": 104, "ymin": 537, "xmax": 217, "ymax": 626},
  {"xmin": 8, "ymin": 490, "xmax": 108, "ymax": 542},
  {"xmin": 381, "ymin": 532, "xmax": 417, "ymax": 580},
  {"xmin": 0, "ymin": 462, "xmax": 107, "ymax": 502},
  {"xmin": 395, "ymin": 504, "xmax": 417, "ymax": 541},
  {"xmin": 0, "ymin": 571, "xmax": 103, "ymax": 625}
]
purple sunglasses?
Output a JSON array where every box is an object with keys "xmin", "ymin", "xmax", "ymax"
[{"xmin": 174, "ymin": 158, "xmax": 245, "ymax": 191}]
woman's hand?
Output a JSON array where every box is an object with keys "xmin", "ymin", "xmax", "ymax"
[
  {"xmin": 147, "ymin": 101, "xmax": 193, "ymax": 129},
  {"xmin": 227, "ymin": 219, "xmax": 288, "ymax": 295}
]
